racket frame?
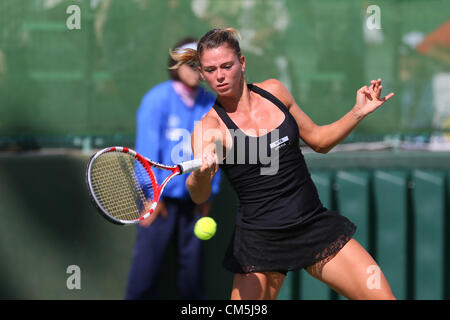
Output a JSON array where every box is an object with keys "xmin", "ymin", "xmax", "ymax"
[{"xmin": 86, "ymin": 146, "xmax": 201, "ymax": 226}]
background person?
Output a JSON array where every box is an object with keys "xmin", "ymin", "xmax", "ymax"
[{"xmin": 125, "ymin": 37, "xmax": 222, "ymax": 300}]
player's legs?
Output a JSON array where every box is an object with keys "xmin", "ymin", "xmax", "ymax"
[
  {"xmin": 176, "ymin": 199, "xmax": 205, "ymax": 299},
  {"xmin": 231, "ymin": 271, "xmax": 286, "ymax": 300},
  {"xmin": 124, "ymin": 202, "xmax": 177, "ymax": 299},
  {"xmin": 305, "ymin": 238, "xmax": 396, "ymax": 300}
]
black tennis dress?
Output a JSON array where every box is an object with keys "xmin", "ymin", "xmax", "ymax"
[{"xmin": 214, "ymin": 83, "xmax": 356, "ymax": 274}]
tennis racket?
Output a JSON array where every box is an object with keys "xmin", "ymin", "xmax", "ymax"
[{"xmin": 85, "ymin": 146, "xmax": 201, "ymax": 225}]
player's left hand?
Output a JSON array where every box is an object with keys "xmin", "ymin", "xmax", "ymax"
[{"xmin": 354, "ymin": 78, "xmax": 394, "ymax": 117}]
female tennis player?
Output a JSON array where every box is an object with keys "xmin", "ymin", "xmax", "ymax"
[{"xmin": 172, "ymin": 28, "xmax": 395, "ymax": 300}]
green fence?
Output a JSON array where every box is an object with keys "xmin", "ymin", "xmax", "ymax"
[
  {"xmin": 278, "ymin": 153, "xmax": 450, "ymax": 300},
  {"xmin": 1, "ymin": 0, "xmax": 450, "ymax": 149},
  {"xmin": 0, "ymin": 150, "xmax": 448, "ymax": 299}
]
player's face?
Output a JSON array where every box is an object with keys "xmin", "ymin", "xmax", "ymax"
[
  {"xmin": 177, "ymin": 63, "xmax": 201, "ymax": 89},
  {"xmin": 198, "ymin": 44, "xmax": 245, "ymax": 97}
]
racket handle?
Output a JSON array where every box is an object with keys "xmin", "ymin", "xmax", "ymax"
[{"xmin": 178, "ymin": 158, "xmax": 202, "ymax": 174}]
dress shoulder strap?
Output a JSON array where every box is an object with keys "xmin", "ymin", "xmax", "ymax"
[
  {"xmin": 212, "ymin": 83, "xmax": 290, "ymax": 130},
  {"xmin": 212, "ymin": 100, "xmax": 239, "ymax": 130},
  {"xmin": 247, "ymin": 83, "xmax": 289, "ymax": 113}
]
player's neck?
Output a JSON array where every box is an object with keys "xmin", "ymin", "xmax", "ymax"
[{"xmin": 216, "ymin": 78, "xmax": 250, "ymax": 113}]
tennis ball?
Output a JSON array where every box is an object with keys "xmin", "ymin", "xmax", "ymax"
[{"xmin": 194, "ymin": 217, "xmax": 217, "ymax": 240}]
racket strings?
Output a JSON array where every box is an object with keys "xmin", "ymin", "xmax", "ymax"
[{"xmin": 90, "ymin": 152, "xmax": 155, "ymax": 221}]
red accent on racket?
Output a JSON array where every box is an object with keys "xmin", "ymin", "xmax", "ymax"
[{"xmin": 85, "ymin": 146, "xmax": 201, "ymax": 225}]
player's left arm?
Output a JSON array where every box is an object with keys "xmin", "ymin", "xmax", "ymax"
[{"xmin": 262, "ymin": 78, "xmax": 394, "ymax": 154}]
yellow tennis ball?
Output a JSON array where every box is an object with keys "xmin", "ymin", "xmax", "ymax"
[{"xmin": 194, "ymin": 217, "xmax": 217, "ymax": 240}]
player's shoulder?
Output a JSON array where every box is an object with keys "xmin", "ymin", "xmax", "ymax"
[
  {"xmin": 192, "ymin": 108, "xmax": 227, "ymax": 146},
  {"xmin": 254, "ymin": 78, "xmax": 287, "ymax": 93},
  {"xmin": 253, "ymin": 79, "xmax": 293, "ymax": 107},
  {"xmin": 198, "ymin": 108, "xmax": 222, "ymax": 130},
  {"xmin": 192, "ymin": 106, "xmax": 226, "ymax": 136}
]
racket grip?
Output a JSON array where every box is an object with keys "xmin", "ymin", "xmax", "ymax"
[{"xmin": 179, "ymin": 158, "xmax": 202, "ymax": 174}]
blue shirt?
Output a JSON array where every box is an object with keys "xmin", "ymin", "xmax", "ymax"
[{"xmin": 135, "ymin": 80, "xmax": 221, "ymax": 200}]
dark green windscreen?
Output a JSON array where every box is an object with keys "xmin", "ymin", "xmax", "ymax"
[{"xmin": 0, "ymin": 0, "xmax": 449, "ymax": 149}]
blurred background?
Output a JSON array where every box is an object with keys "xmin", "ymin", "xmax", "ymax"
[{"xmin": 0, "ymin": 0, "xmax": 449, "ymax": 300}]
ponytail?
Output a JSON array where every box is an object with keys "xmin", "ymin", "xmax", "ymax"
[
  {"xmin": 169, "ymin": 47, "xmax": 198, "ymax": 70},
  {"xmin": 169, "ymin": 27, "xmax": 242, "ymax": 70},
  {"xmin": 222, "ymin": 27, "xmax": 241, "ymax": 41}
]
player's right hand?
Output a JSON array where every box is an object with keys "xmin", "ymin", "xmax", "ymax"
[{"xmin": 195, "ymin": 151, "xmax": 218, "ymax": 180}]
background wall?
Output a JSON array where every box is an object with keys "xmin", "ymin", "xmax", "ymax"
[{"xmin": 1, "ymin": 0, "xmax": 449, "ymax": 148}]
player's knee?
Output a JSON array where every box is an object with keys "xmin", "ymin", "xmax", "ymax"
[{"xmin": 231, "ymin": 273, "xmax": 267, "ymax": 300}]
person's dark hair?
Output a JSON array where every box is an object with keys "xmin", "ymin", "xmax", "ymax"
[
  {"xmin": 169, "ymin": 28, "xmax": 241, "ymax": 70},
  {"xmin": 168, "ymin": 36, "xmax": 197, "ymax": 80}
]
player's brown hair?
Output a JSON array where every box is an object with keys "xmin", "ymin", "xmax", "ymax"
[{"xmin": 169, "ymin": 28, "xmax": 241, "ymax": 70}]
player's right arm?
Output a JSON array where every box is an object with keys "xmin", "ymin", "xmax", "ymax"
[{"xmin": 186, "ymin": 114, "xmax": 223, "ymax": 204}]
